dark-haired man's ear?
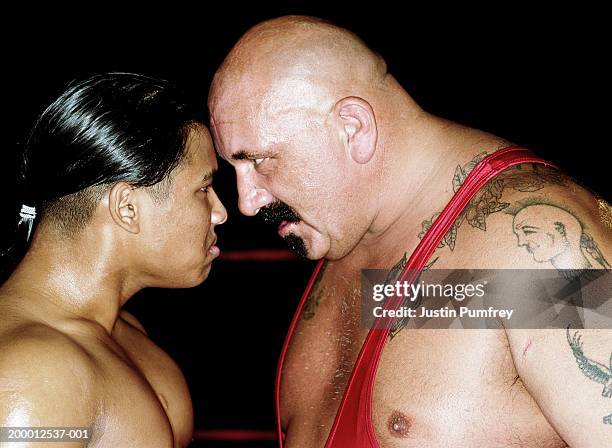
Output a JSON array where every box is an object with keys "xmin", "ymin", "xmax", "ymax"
[
  {"xmin": 334, "ymin": 96, "xmax": 378, "ymax": 164},
  {"xmin": 108, "ymin": 182, "xmax": 140, "ymax": 234}
]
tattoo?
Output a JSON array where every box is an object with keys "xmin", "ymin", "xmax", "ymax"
[
  {"xmin": 419, "ymin": 154, "xmax": 568, "ymax": 255},
  {"xmin": 302, "ymin": 262, "xmax": 328, "ymax": 320},
  {"xmin": 385, "ymin": 251, "xmax": 430, "ymax": 339},
  {"xmin": 418, "ymin": 152, "xmax": 608, "ymax": 276},
  {"xmin": 508, "ymin": 199, "xmax": 610, "ymax": 275},
  {"xmin": 597, "ymin": 197, "xmax": 612, "ymax": 230},
  {"xmin": 566, "ymin": 326, "xmax": 612, "ymax": 425},
  {"xmin": 393, "ymin": 148, "xmax": 570, "ymax": 334},
  {"xmin": 581, "ymin": 233, "xmax": 611, "ymax": 270},
  {"xmin": 384, "ymin": 252, "xmax": 408, "ymax": 285},
  {"xmin": 567, "ymin": 327, "xmax": 612, "ymax": 397},
  {"xmin": 386, "ymin": 252, "xmax": 409, "ymax": 338},
  {"xmin": 398, "ymin": 152, "xmax": 607, "ymax": 337}
]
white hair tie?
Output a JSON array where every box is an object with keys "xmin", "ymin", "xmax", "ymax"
[{"xmin": 18, "ymin": 204, "xmax": 37, "ymax": 241}]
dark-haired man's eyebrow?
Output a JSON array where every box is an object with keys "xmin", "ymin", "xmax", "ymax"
[{"xmin": 203, "ymin": 168, "xmax": 218, "ymax": 182}]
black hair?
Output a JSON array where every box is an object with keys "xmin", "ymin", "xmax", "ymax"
[{"xmin": 1, "ymin": 72, "xmax": 204, "ymax": 282}]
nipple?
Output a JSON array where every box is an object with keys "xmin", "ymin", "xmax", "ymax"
[{"xmin": 387, "ymin": 410, "xmax": 411, "ymax": 437}]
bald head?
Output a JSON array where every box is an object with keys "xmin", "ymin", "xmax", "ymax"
[
  {"xmin": 209, "ymin": 15, "xmax": 388, "ymax": 114},
  {"xmin": 208, "ymin": 16, "xmax": 411, "ymax": 261}
]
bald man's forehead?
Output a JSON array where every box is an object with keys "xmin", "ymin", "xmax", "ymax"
[
  {"xmin": 212, "ymin": 103, "xmax": 327, "ymax": 160},
  {"xmin": 209, "ymin": 15, "xmax": 387, "ymax": 118},
  {"xmin": 212, "ymin": 70, "xmax": 332, "ymax": 119},
  {"xmin": 211, "ymin": 71, "xmax": 333, "ymax": 155}
]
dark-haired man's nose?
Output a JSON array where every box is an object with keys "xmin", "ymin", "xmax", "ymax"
[
  {"xmin": 210, "ymin": 189, "xmax": 228, "ymax": 226},
  {"xmin": 235, "ymin": 170, "xmax": 274, "ymax": 217}
]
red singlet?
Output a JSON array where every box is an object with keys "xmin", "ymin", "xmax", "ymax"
[{"xmin": 275, "ymin": 146, "xmax": 558, "ymax": 447}]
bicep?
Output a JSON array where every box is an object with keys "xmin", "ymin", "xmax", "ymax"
[{"xmin": 507, "ymin": 328, "xmax": 612, "ymax": 447}]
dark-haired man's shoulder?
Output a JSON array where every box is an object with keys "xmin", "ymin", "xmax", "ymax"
[{"xmin": 0, "ymin": 321, "xmax": 97, "ymax": 427}]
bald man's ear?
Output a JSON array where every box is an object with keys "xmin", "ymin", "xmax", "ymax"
[
  {"xmin": 334, "ymin": 96, "xmax": 378, "ymax": 164},
  {"xmin": 108, "ymin": 182, "xmax": 140, "ymax": 234}
]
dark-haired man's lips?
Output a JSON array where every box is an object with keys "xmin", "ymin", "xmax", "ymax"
[{"xmin": 209, "ymin": 237, "xmax": 220, "ymax": 259}]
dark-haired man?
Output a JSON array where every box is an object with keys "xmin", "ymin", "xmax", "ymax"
[{"xmin": 1, "ymin": 74, "xmax": 227, "ymax": 447}]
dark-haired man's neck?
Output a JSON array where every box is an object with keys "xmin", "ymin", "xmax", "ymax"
[{"xmin": 1, "ymin": 224, "xmax": 143, "ymax": 335}]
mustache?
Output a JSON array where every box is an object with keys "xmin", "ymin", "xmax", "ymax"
[{"xmin": 258, "ymin": 201, "xmax": 301, "ymax": 226}]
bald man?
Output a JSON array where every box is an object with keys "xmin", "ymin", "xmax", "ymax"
[{"xmin": 209, "ymin": 16, "xmax": 612, "ymax": 447}]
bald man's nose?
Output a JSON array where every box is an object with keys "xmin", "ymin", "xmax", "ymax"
[{"xmin": 235, "ymin": 171, "xmax": 274, "ymax": 216}]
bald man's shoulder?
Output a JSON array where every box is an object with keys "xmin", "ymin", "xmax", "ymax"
[{"xmin": 432, "ymin": 163, "xmax": 611, "ymax": 270}]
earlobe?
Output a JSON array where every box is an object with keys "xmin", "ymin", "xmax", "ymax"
[
  {"xmin": 335, "ymin": 96, "xmax": 378, "ymax": 164},
  {"xmin": 108, "ymin": 182, "xmax": 140, "ymax": 234}
]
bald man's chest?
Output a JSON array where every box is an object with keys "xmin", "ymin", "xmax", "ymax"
[
  {"xmin": 280, "ymin": 290, "xmax": 566, "ymax": 448},
  {"xmin": 279, "ymin": 240, "xmax": 566, "ymax": 448},
  {"xmin": 279, "ymin": 269, "xmax": 368, "ymax": 446}
]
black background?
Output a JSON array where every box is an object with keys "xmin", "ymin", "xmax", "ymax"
[{"xmin": 1, "ymin": 2, "xmax": 609, "ymax": 447}]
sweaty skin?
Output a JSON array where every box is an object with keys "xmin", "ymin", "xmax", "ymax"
[
  {"xmin": 210, "ymin": 16, "xmax": 612, "ymax": 447},
  {"xmin": 0, "ymin": 127, "xmax": 227, "ymax": 448}
]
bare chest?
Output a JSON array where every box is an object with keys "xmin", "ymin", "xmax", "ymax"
[
  {"xmin": 280, "ymin": 269, "xmax": 368, "ymax": 445},
  {"xmin": 280, "ymin": 270, "xmax": 566, "ymax": 448},
  {"xmin": 89, "ymin": 320, "xmax": 193, "ymax": 448}
]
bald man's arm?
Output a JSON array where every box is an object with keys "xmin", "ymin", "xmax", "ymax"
[
  {"xmin": 506, "ymin": 328, "xmax": 611, "ymax": 447},
  {"xmin": 504, "ymin": 191, "xmax": 612, "ymax": 447},
  {"xmin": 0, "ymin": 327, "xmax": 97, "ymax": 446}
]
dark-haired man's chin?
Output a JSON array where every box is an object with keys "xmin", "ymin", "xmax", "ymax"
[
  {"xmin": 181, "ymin": 264, "xmax": 213, "ymax": 288},
  {"xmin": 198, "ymin": 263, "xmax": 215, "ymax": 283}
]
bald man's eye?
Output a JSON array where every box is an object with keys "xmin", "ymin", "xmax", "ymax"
[{"xmin": 253, "ymin": 157, "xmax": 266, "ymax": 167}]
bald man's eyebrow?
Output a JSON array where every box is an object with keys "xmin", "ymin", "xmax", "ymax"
[
  {"xmin": 231, "ymin": 150, "xmax": 276, "ymax": 160},
  {"xmin": 231, "ymin": 150, "xmax": 266, "ymax": 161}
]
